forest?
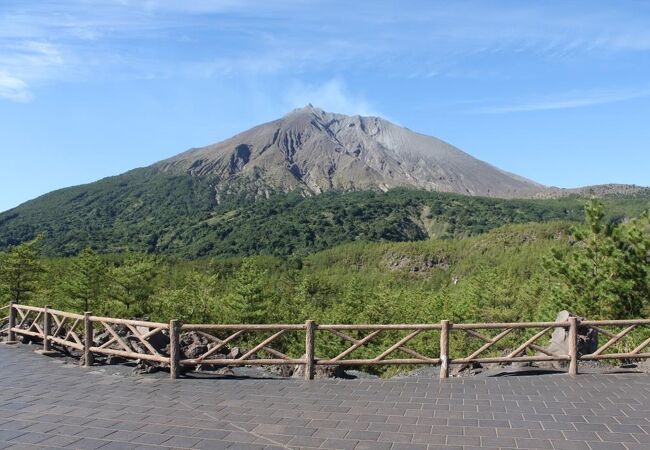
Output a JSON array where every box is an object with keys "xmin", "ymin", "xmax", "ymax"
[
  {"xmin": 1, "ymin": 199, "xmax": 649, "ymax": 375},
  {"xmin": 1, "ymin": 173, "xmax": 649, "ymax": 258}
]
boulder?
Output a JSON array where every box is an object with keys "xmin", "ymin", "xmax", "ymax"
[
  {"xmin": 227, "ymin": 346, "xmax": 243, "ymax": 359},
  {"xmin": 633, "ymin": 360, "xmax": 650, "ymax": 372},
  {"xmin": 265, "ymin": 364, "xmax": 295, "ymax": 378},
  {"xmin": 266, "ymin": 356, "xmax": 349, "ymax": 379},
  {"xmin": 178, "ymin": 331, "xmax": 210, "ymax": 360},
  {"xmin": 539, "ymin": 311, "xmax": 598, "ymax": 369},
  {"xmin": 105, "ymin": 355, "xmax": 127, "ymax": 365},
  {"xmin": 135, "ymin": 326, "xmax": 170, "ymax": 353},
  {"xmin": 213, "ymin": 367, "xmax": 235, "ymax": 377},
  {"xmin": 132, "ymin": 359, "xmax": 163, "ymax": 375},
  {"xmin": 94, "ymin": 324, "xmax": 130, "ymax": 347},
  {"xmin": 292, "ymin": 359, "xmax": 348, "ymax": 379},
  {"xmin": 450, "ymin": 362, "xmax": 484, "ymax": 377}
]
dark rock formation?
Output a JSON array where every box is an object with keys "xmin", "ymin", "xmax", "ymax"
[{"xmin": 539, "ymin": 310, "xmax": 598, "ymax": 369}]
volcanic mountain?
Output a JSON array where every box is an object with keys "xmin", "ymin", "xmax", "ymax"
[
  {"xmin": 152, "ymin": 105, "xmax": 544, "ymax": 198},
  {"xmin": 2, "ymin": 106, "xmax": 648, "ymax": 257}
]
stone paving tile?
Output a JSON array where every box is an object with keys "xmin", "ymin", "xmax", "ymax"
[
  {"xmin": 161, "ymin": 435, "xmax": 202, "ymax": 447},
  {"xmin": 72, "ymin": 438, "xmax": 112, "ymax": 449},
  {"xmin": 354, "ymin": 441, "xmax": 391, "ymax": 450},
  {"xmin": 5, "ymin": 432, "xmax": 48, "ymax": 445},
  {"xmin": 4, "ymin": 346, "xmax": 650, "ymax": 450}
]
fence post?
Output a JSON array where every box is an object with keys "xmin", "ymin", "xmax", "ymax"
[
  {"xmin": 169, "ymin": 320, "xmax": 181, "ymax": 380},
  {"xmin": 84, "ymin": 312, "xmax": 94, "ymax": 367},
  {"xmin": 43, "ymin": 305, "xmax": 51, "ymax": 352},
  {"xmin": 439, "ymin": 320, "xmax": 450, "ymax": 380},
  {"xmin": 568, "ymin": 317, "xmax": 578, "ymax": 376},
  {"xmin": 305, "ymin": 320, "xmax": 316, "ymax": 381},
  {"xmin": 6, "ymin": 302, "xmax": 17, "ymax": 344}
]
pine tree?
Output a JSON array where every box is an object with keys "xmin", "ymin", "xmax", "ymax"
[
  {"xmin": 109, "ymin": 255, "xmax": 156, "ymax": 315},
  {"xmin": 62, "ymin": 247, "xmax": 105, "ymax": 312},
  {"xmin": 155, "ymin": 271, "xmax": 223, "ymax": 323},
  {"xmin": 546, "ymin": 200, "xmax": 650, "ymax": 319},
  {"xmin": 0, "ymin": 236, "xmax": 45, "ymax": 305},
  {"xmin": 224, "ymin": 259, "xmax": 269, "ymax": 323}
]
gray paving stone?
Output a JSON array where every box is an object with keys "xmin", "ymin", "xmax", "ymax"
[
  {"xmin": 3, "ymin": 346, "xmax": 650, "ymax": 450},
  {"xmin": 226, "ymin": 444, "xmax": 267, "ymax": 450},
  {"xmin": 286, "ymin": 435, "xmax": 325, "ymax": 447},
  {"xmin": 191, "ymin": 429, "xmax": 229, "ymax": 441},
  {"xmin": 515, "ymin": 437, "xmax": 554, "ymax": 449},
  {"xmin": 130, "ymin": 434, "xmax": 172, "ymax": 446},
  {"xmin": 320, "ymin": 438, "xmax": 358, "ymax": 449},
  {"xmin": 550, "ymin": 440, "xmax": 590, "ymax": 450},
  {"xmin": 160, "ymin": 436, "xmax": 202, "ymax": 448},
  {"xmin": 191, "ymin": 439, "xmax": 233, "ymax": 449},
  {"xmin": 5, "ymin": 433, "xmax": 48, "ymax": 445},
  {"xmin": 103, "ymin": 430, "xmax": 144, "ymax": 443},
  {"xmin": 587, "ymin": 442, "xmax": 626, "ymax": 450},
  {"xmin": 377, "ymin": 431, "xmax": 412, "ymax": 443},
  {"xmin": 446, "ymin": 434, "xmax": 481, "ymax": 446},
  {"xmin": 312, "ymin": 428, "xmax": 348, "ymax": 439},
  {"xmin": 223, "ymin": 431, "xmax": 259, "ymax": 444},
  {"xmin": 344, "ymin": 431, "xmax": 379, "ymax": 441},
  {"xmin": 33, "ymin": 434, "xmax": 81, "ymax": 447},
  {"xmin": 353, "ymin": 441, "xmax": 390, "ymax": 450},
  {"xmin": 69, "ymin": 438, "xmax": 110, "ymax": 449},
  {"xmin": 389, "ymin": 444, "xmax": 427, "ymax": 450}
]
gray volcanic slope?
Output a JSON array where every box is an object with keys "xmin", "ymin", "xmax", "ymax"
[{"xmin": 153, "ymin": 105, "xmax": 545, "ymax": 198}]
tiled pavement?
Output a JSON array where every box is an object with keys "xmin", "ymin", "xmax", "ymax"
[{"xmin": 1, "ymin": 346, "xmax": 650, "ymax": 449}]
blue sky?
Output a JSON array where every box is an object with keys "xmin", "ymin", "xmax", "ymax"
[{"xmin": 1, "ymin": 0, "xmax": 650, "ymax": 212}]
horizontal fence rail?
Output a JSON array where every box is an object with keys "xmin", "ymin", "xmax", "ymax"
[
  {"xmin": 0, "ymin": 304, "xmax": 10, "ymax": 335},
  {"xmin": 179, "ymin": 323, "xmax": 307, "ymax": 368},
  {"xmin": 3, "ymin": 303, "xmax": 650, "ymax": 380}
]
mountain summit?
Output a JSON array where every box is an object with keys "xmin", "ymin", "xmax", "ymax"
[
  {"xmin": 153, "ymin": 105, "xmax": 544, "ymax": 198},
  {"xmin": 1, "ymin": 105, "xmax": 647, "ymax": 256}
]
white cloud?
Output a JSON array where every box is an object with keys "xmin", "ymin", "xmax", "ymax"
[
  {"xmin": 1, "ymin": 0, "xmax": 650, "ymax": 100},
  {"xmin": 284, "ymin": 79, "xmax": 381, "ymax": 117},
  {"xmin": 471, "ymin": 86, "xmax": 650, "ymax": 114},
  {"xmin": 0, "ymin": 71, "xmax": 32, "ymax": 102}
]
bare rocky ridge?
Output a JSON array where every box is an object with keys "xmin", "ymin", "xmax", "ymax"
[
  {"xmin": 537, "ymin": 183, "xmax": 650, "ymax": 199},
  {"xmin": 153, "ymin": 105, "xmax": 546, "ymax": 199}
]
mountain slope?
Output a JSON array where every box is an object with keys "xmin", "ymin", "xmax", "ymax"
[
  {"xmin": 1, "ymin": 179, "xmax": 648, "ymax": 257},
  {"xmin": 1, "ymin": 106, "xmax": 648, "ymax": 257},
  {"xmin": 153, "ymin": 105, "xmax": 544, "ymax": 198}
]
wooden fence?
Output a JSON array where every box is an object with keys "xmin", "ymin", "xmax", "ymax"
[{"xmin": 2, "ymin": 303, "xmax": 650, "ymax": 380}]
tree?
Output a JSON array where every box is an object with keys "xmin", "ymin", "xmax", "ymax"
[
  {"xmin": 0, "ymin": 236, "xmax": 45, "ymax": 304},
  {"xmin": 109, "ymin": 255, "xmax": 157, "ymax": 315},
  {"xmin": 545, "ymin": 200, "xmax": 650, "ymax": 319},
  {"xmin": 62, "ymin": 247, "xmax": 105, "ymax": 312},
  {"xmin": 223, "ymin": 258, "xmax": 270, "ymax": 323},
  {"xmin": 154, "ymin": 271, "xmax": 223, "ymax": 323}
]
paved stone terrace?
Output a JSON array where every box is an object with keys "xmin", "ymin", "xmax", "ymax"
[{"xmin": 1, "ymin": 346, "xmax": 650, "ymax": 450}]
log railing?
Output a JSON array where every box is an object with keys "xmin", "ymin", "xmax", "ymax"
[
  {"xmin": 178, "ymin": 323, "xmax": 306, "ymax": 367},
  {"xmin": 315, "ymin": 324, "xmax": 442, "ymax": 367},
  {"xmin": 4, "ymin": 302, "xmax": 650, "ymax": 380},
  {"xmin": 580, "ymin": 319, "xmax": 650, "ymax": 361},
  {"xmin": 88, "ymin": 315, "xmax": 170, "ymax": 364},
  {"xmin": 0, "ymin": 304, "xmax": 10, "ymax": 335}
]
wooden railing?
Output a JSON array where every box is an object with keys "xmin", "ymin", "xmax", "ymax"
[
  {"xmin": 0, "ymin": 304, "xmax": 10, "ymax": 336},
  {"xmin": 3, "ymin": 302, "xmax": 650, "ymax": 380},
  {"xmin": 179, "ymin": 323, "xmax": 306, "ymax": 367}
]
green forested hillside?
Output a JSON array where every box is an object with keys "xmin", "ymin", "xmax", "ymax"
[
  {"xmin": 2, "ymin": 204, "xmax": 649, "ymax": 376},
  {"xmin": 1, "ymin": 170, "xmax": 648, "ymax": 258}
]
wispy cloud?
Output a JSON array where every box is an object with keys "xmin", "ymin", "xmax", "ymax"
[
  {"xmin": 472, "ymin": 86, "xmax": 650, "ymax": 114},
  {"xmin": 0, "ymin": 71, "xmax": 32, "ymax": 102},
  {"xmin": 284, "ymin": 79, "xmax": 381, "ymax": 117},
  {"xmin": 0, "ymin": 39, "xmax": 66, "ymax": 102},
  {"xmin": 1, "ymin": 0, "xmax": 650, "ymax": 101}
]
